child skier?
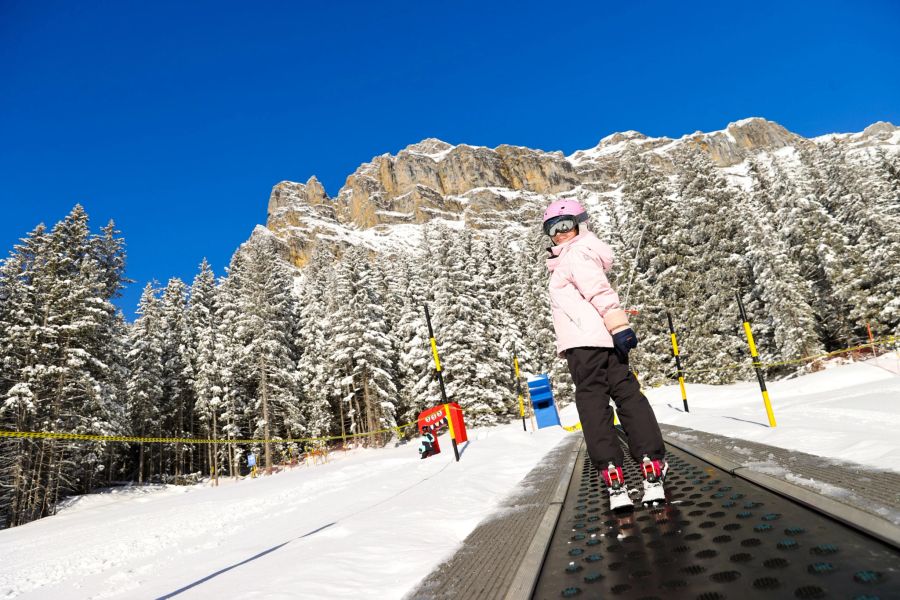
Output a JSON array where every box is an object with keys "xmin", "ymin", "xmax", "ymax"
[{"xmin": 542, "ymin": 199, "xmax": 668, "ymax": 510}]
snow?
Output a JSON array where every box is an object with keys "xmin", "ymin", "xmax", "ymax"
[
  {"xmin": 642, "ymin": 356, "xmax": 900, "ymax": 471},
  {"xmin": 0, "ymin": 424, "xmax": 568, "ymax": 599},
  {"xmin": 721, "ymin": 161, "xmax": 753, "ymax": 192},
  {"xmin": 412, "ymin": 146, "xmax": 455, "ymax": 162},
  {"xmin": 2, "ymin": 357, "xmax": 899, "ymax": 598},
  {"xmin": 728, "ymin": 117, "xmax": 767, "ymax": 128}
]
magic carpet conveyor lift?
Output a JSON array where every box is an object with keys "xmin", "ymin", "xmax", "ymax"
[{"xmin": 532, "ymin": 435, "xmax": 900, "ymax": 599}]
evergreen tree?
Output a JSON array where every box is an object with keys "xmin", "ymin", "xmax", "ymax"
[
  {"xmin": 347, "ymin": 252, "xmax": 399, "ymax": 443},
  {"xmin": 126, "ymin": 283, "xmax": 164, "ymax": 484},
  {"xmin": 390, "ymin": 253, "xmax": 432, "ymax": 429},
  {"xmin": 0, "ymin": 225, "xmax": 47, "ymax": 527},
  {"xmin": 214, "ymin": 254, "xmax": 250, "ymax": 476},
  {"xmin": 294, "ymin": 246, "xmax": 336, "ymax": 440},
  {"xmin": 742, "ymin": 159, "xmax": 823, "ymax": 367},
  {"xmin": 0, "ymin": 206, "xmax": 126, "ymax": 526},
  {"xmin": 663, "ymin": 150, "xmax": 750, "ymax": 383},
  {"xmin": 158, "ymin": 278, "xmax": 193, "ymax": 479},
  {"xmin": 189, "ymin": 259, "xmax": 224, "ymax": 478},
  {"xmin": 615, "ymin": 151, "xmax": 675, "ymax": 385},
  {"xmin": 230, "ymin": 235, "xmax": 303, "ymax": 472}
]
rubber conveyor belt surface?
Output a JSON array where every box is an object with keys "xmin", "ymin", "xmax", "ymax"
[{"xmin": 532, "ymin": 437, "xmax": 900, "ymax": 599}]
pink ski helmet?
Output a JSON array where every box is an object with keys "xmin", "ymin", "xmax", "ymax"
[{"xmin": 542, "ymin": 199, "xmax": 589, "ymax": 236}]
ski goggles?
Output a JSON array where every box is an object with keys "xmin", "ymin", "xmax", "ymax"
[{"xmin": 543, "ymin": 215, "xmax": 578, "ymax": 237}]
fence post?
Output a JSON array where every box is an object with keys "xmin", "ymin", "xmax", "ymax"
[
  {"xmin": 666, "ymin": 310, "xmax": 689, "ymax": 413},
  {"xmin": 736, "ymin": 292, "xmax": 776, "ymax": 427},
  {"xmin": 866, "ymin": 322, "xmax": 879, "ymax": 361}
]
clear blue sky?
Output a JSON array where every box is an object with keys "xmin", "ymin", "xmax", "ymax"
[{"xmin": 2, "ymin": 0, "xmax": 898, "ymax": 319}]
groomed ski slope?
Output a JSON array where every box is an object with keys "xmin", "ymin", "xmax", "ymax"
[{"xmin": 1, "ymin": 356, "xmax": 898, "ymax": 599}]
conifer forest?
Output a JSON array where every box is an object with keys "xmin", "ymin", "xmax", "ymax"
[{"xmin": 1, "ymin": 144, "xmax": 898, "ymax": 528}]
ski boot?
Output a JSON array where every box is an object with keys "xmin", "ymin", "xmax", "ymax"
[
  {"xmin": 603, "ymin": 463, "xmax": 633, "ymax": 512},
  {"xmin": 640, "ymin": 455, "xmax": 668, "ymax": 505}
]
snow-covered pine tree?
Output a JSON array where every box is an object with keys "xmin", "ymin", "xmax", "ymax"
[
  {"xmin": 346, "ymin": 251, "xmax": 399, "ymax": 445},
  {"xmin": 741, "ymin": 159, "xmax": 823, "ymax": 369},
  {"xmin": 294, "ymin": 246, "xmax": 335, "ymax": 441},
  {"xmin": 788, "ymin": 147, "xmax": 862, "ymax": 347},
  {"xmin": 810, "ymin": 143, "xmax": 897, "ymax": 335},
  {"xmin": 390, "ymin": 252, "xmax": 432, "ymax": 430},
  {"xmin": 321, "ymin": 249, "xmax": 361, "ymax": 445},
  {"xmin": 870, "ymin": 150, "xmax": 900, "ymax": 332},
  {"xmin": 411, "ymin": 224, "xmax": 454, "ymax": 411},
  {"xmin": 230, "ymin": 235, "xmax": 303, "ymax": 472},
  {"xmin": 85, "ymin": 219, "xmax": 131, "ymax": 486},
  {"xmin": 158, "ymin": 278, "xmax": 193, "ymax": 479},
  {"xmin": 126, "ymin": 283, "xmax": 164, "ymax": 484},
  {"xmin": 188, "ymin": 259, "xmax": 224, "ymax": 478},
  {"xmin": 0, "ymin": 225, "xmax": 47, "ymax": 527},
  {"xmin": 0, "ymin": 206, "xmax": 126, "ymax": 526},
  {"xmin": 213, "ymin": 253, "xmax": 250, "ymax": 476},
  {"xmin": 91, "ymin": 220, "xmax": 129, "ymax": 300},
  {"xmin": 665, "ymin": 150, "xmax": 751, "ymax": 383},
  {"xmin": 488, "ymin": 231, "xmax": 530, "ymax": 416},
  {"xmin": 468, "ymin": 232, "xmax": 512, "ymax": 422},
  {"xmin": 615, "ymin": 150, "xmax": 675, "ymax": 385},
  {"xmin": 428, "ymin": 229, "xmax": 505, "ymax": 425}
]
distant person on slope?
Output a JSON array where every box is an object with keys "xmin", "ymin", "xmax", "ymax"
[{"xmin": 542, "ymin": 198, "xmax": 667, "ymax": 511}]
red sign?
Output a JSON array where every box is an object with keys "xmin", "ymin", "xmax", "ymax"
[{"xmin": 417, "ymin": 403, "xmax": 467, "ymax": 443}]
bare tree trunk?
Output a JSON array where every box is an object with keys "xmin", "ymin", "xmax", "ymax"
[
  {"xmin": 227, "ymin": 436, "xmax": 235, "ymax": 479},
  {"xmin": 260, "ymin": 356, "xmax": 272, "ymax": 474},
  {"xmin": 352, "ymin": 392, "xmax": 364, "ymax": 447},
  {"xmin": 158, "ymin": 424, "xmax": 163, "ymax": 483},
  {"xmin": 363, "ymin": 370, "xmax": 376, "ymax": 447},
  {"xmin": 107, "ymin": 445, "xmax": 114, "ymax": 486},
  {"xmin": 227, "ymin": 400, "xmax": 236, "ymax": 479},
  {"xmin": 8, "ymin": 404, "xmax": 29, "ymax": 526},
  {"xmin": 44, "ymin": 343, "xmax": 69, "ymax": 518},
  {"xmin": 188, "ymin": 410, "xmax": 195, "ymax": 474},
  {"xmin": 50, "ymin": 451, "xmax": 64, "ymax": 516},
  {"xmin": 176, "ymin": 401, "xmax": 183, "ymax": 480},
  {"xmin": 22, "ymin": 441, "xmax": 45, "ymax": 526},
  {"xmin": 339, "ymin": 394, "xmax": 346, "ymax": 449},
  {"xmin": 138, "ymin": 434, "xmax": 145, "ymax": 485},
  {"xmin": 205, "ymin": 438, "xmax": 212, "ymax": 477},
  {"xmin": 39, "ymin": 441, "xmax": 56, "ymax": 522},
  {"xmin": 212, "ymin": 410, "xmax": 219, "ymax": 486},
  {"xmin": 8, "ymin": 440, "xmax": 25, "ymax": 527}
]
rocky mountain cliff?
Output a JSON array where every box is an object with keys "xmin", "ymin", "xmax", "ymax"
[{"xmin": 263, "ymin": 118, "xmax": 900, "ymax": 266}]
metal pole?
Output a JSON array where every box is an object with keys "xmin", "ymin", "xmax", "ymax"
[
  {"xmin": 424, "ymin": 304, "xmax": 459, "ymax": 461},
  {"xmin": 666, "ymin": 310, "xmax": 689, "ymax": 412},
  {"xmin": 736, "ymin": 292, "xmax": 776, "ymax": 427}
]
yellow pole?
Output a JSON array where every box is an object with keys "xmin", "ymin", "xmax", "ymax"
[
  {"xmin": 514, "ymin": 354, "xmax": 527, "ymax": 431},
  {"xmin": 424, "ymin": 304, "xmax": 459, "ymax": 461},
  {"xmin": 666, "ymin": 311, "xmax": 689, "ymax": 412},
  {"xmin": 737, "ymin": 293, "xmax": 776, "ymax": 427}
]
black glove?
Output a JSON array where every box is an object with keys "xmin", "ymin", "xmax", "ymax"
[{"xmin": 612, "ymin": 328, "xmax": 639, "ymax": 361}]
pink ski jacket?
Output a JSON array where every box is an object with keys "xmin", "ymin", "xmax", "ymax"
[{"xmin": 546, "ymin": 228, "xmax": 630, "ymax": 356}]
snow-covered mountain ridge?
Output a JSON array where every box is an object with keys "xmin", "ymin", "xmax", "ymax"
[{"xmin": 263, "ymin": 118, "xmax": 900, "ymax": 266}]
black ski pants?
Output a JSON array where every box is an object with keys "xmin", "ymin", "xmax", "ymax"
[{"xmin": 565, "ymin": 347, "xmax": 665, "ymax": 469}]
